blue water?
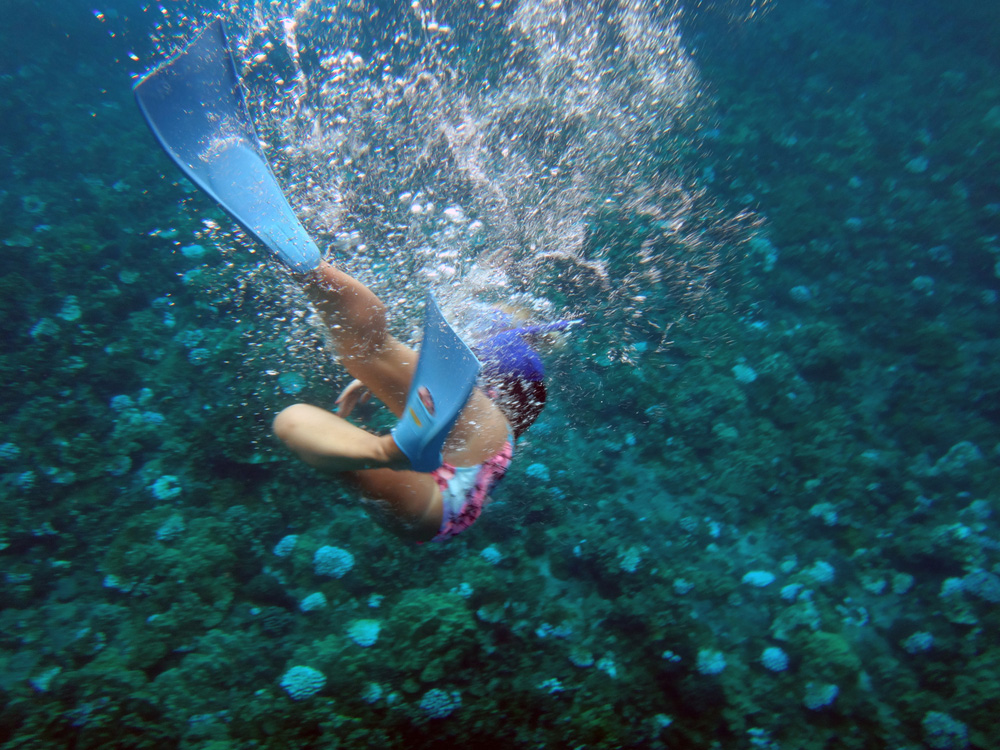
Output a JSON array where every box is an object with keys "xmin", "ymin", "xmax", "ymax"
[{"xmin": 2, "ymin": 0, "xmax": 999, "ymax": 747}]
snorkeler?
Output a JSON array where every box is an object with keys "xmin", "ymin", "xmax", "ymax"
[
  {"xmin": 272, "ymin": 261, "xmax": 517, "ymax": 542},
  {"xmin": 134, "ymin": 19, "xmax": 567, "ymax": 542}
]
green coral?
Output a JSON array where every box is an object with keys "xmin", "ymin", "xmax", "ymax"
[
  {"xmin": 101, "ymin": 512, "xmax": 243, "ymax": 668},
  {"xmin": 383, "ymin": 589, "xmax": 478, "ymax": 683},
  {"xmin": 799, "ymin": 631, "xmax": 862, "ymax": 684}
]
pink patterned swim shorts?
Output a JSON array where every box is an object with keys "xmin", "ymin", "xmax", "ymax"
[{"xmin": 429, "ymin": 438, "xmax": 514, "ymax": 542}]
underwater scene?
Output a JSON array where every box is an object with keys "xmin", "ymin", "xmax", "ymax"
[{"xmin": 2, "ymin": 0, "xmax": 1000, "ymax": 747}]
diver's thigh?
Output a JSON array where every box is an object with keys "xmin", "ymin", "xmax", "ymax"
[
  {"xmin": 348, "ymin": 467, "xmax": 443, "ymax": 542},
  {"xmin": 443, "ymin": 391, "xmax": 511, "ymax": 466},
  {"xmin": 344, "ymin": 340, "xmax": 509, "ymax": 465},
  {"xmin": 340, "ymin": 337, "xmax": 418, "ymax": 419}
]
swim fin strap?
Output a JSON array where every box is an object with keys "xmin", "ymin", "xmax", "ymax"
[
  {"xmin": 391, "ymin": 294, "xmax": 482, "ymax": 473},
  {"xmin": 133, "ymin": 18, "xmax": 321, "ymax": 273}
]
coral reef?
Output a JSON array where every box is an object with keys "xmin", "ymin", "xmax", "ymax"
[{"xmin": 1, "ymin": 0, "xmax": 998, "ymax": 748}]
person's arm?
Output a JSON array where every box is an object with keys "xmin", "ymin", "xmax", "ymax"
[{"xmin": 335, "ymin": 379, "xmax": 372, "ymax": 417}]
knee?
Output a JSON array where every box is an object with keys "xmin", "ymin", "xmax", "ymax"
[{"xmin": 272, "ymin": 403, "xmax": 312, "ymax": 444}]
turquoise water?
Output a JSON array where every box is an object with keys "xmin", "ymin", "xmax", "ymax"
[{"xmin": 2, "ymin": 0, "xmax": 999, "ymax": 747}]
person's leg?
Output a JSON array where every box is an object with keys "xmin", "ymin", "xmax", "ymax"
[
  {"xmin": 293, "ymin": 261, "xmax": 510, "ymax": 467},
  {"xmin": 272, "ymin": 403, "xmax": 406, "ymax": 472},
  {"xmin": 272, "ymin": 404, "xmax": 444, "ymax": 538},
  {"xmin": 300, "ymin": 262, "xmax": 415, "ymax": 416},
  {"xmin": 347, "ymin": 469, "xmax": 444, "ymax": 542},
  {"xmin": 273, "ymin": 260, "xmax": 508, "ymax": 538}
]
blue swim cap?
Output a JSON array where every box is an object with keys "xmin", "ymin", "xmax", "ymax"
[
  {"xmin": 473, "ymin": 320, "xmax": 579, "ymax": 439},
  {"xmin": 475, "ymin": 328, "xmax": 546, "ymax": 383},
  {"xmin": 474, "ymin": 320, "xmax": 579, "ymax": 382}
]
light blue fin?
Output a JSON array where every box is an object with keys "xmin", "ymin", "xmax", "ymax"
[
  {"xmin": 392, "ymin": 295, "xmax": 482, "ymax": 472},
  {"xmin": 133, "ymin": 19, "xmax": 321, "ymax": 273}
]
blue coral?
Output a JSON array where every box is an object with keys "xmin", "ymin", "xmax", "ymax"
[
  {"xmin": 761, "ymin": 647, "xmax": 789, "ymax": 672},
  {"xmin": 347, "ymin": 619, "xmax": 381, "ymax": 647},
  {"xmin": 419, "ymin": 688, "xmax": 461, "ymax": 719},
  {"xmin": 280, "ymin": 666, "xmax": 326, "ymax": 701},
  {"xmin": 922, "ymin": 711, "xmax": 969, "ymax": 750},
  {"xmin": 314, "ymin": 545, "xmax": 354, "ymax": 578}
]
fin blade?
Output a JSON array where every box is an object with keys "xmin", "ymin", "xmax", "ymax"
[
  {"xmin": 392, "ymin": 295, "xmax": 482, "ymax": 472},
  {"xmin": 134, "ymin": 19, "xmax": 320, "ymax": 272}
]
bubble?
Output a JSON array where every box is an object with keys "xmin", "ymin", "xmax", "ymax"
[
  {"xmin": 144, "ymin": 0, "xmax": 762, "ymax": 357},
  {"xmin": 278, "ymin": 372, "xmax": 306, "ymax": 395}
]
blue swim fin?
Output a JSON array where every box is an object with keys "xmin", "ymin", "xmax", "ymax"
[
  {"xmin": 133, "ymin": 19, "xmax": 321, "ymax": 273},
  {"xmin": 392, "ymin": 294, "xmax": 482, "ymax": 472}
]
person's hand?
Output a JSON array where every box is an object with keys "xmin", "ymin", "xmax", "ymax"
[{"xmin": 335, "ymin": 379, "xmax": 372, "ymax": 418}]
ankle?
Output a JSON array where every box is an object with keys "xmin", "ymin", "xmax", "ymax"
[
  {"xmin": 379, "ymin": 434, "xmax": 411, "ymax": 471},
  {"xmin": 299, "ymin": 262, "xmax": 334, "ymax": 293}
]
